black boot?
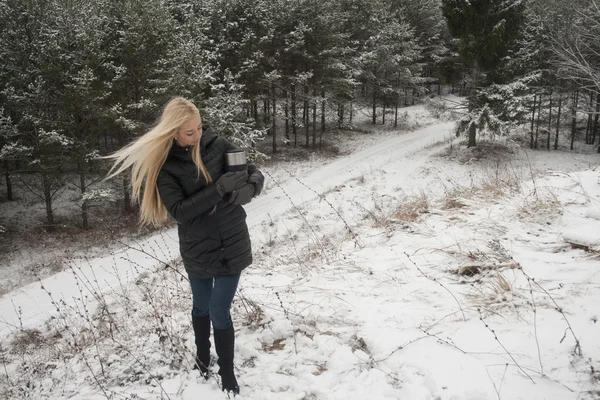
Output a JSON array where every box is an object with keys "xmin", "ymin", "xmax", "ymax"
[
  {"xmin": 214, "ymin": 325, "xmax": 240, "ymax": 394},
  {"xmin": 191, "ymin": 314, "xmax": 211, "ymax": 379}
]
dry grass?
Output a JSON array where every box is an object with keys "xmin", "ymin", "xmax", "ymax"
[
  {"xmin": 466, "ymin": 272, "xmax": 515, "ymax": 307},
  {"xmin": 516, "ymin": 191, "xmax": 562, "ymax": 220},
  {"xmin": 263, "ymin": 338, "xmax": 286, "ymax": 352},
  {"xmin": 441, "ymin": 197, "xmax": 467, "ymax": 210},
  {"xmin": 358, "ymin": 191, "xmax": 431, "ymax": 229},
  {"xmin": 456, "ymin": 140, "xmax": 518, "ymax": 164},
  {"xmin": 438, "ymin": 160, "xmax": 524, "ymax": 209},
  {"xmin": 393, "ymin": 192, "xmax": 429, "ymax": 223},
  {"xmin": 237, "ymin": 291, "xmax": 266, "ymax": 330}
]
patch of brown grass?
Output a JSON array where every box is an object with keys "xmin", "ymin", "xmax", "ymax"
[
  {"xmin": 516, "ymin": 192, "xmax": 562, "ymax": 220},
  {"xmin": 393, "ymin": 192, "xmax": 429, "ymax": 222},
  {"xmin": 441, "ymin": 197, "xmax": 467, "ymax": 210},
  {"xmin": 466, "ymin": 272, "xmax": 515, "ymax": 307}
]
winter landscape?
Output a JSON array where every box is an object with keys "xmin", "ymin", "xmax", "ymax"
[
  {"xmin": 0, "ymin": 103, "xmax": 599, "ymax": 399},
  {"xmin": 1, "ymin": 0, "xmax": 600, "ymax": 399}
]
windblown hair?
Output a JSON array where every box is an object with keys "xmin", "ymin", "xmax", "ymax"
[{"xmin": 106, "ymin": 97, "xmax": 213, "ymax": 226}]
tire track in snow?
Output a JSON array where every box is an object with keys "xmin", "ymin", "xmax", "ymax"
[{"xmin": 244, "ymin": 121, "xmax": 454, "ymax": 229}]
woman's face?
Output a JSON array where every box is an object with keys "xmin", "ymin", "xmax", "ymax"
[{"xmin": 175, "ymin": 114, "xmax": 202, "ymax": 147}]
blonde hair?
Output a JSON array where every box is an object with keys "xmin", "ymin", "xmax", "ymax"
[{"xmin": 106, "ymin": 97, "xmax": 213, "ymax": 226}]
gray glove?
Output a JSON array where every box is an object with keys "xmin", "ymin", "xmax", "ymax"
[
  {"xmin": 215, "ymin": 171, "xmax": 248, "ymax": 195},
  {"xmin": 228, "ymin": 183, "xmax": 255, "ymax": 206}
]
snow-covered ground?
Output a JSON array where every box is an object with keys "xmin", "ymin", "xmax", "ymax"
[{"xmin": 1, "ymin": 104, "xmax": 599, "ymax": 399}]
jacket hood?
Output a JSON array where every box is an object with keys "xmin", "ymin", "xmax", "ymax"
[{"xmin": 200, "ymin": 125, "xmax": 217, "ymax": 150}]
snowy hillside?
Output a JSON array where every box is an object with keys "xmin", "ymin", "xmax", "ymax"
[{"xmin": 1, "ymin": 109, "xmax": 599, "ymax": 399}]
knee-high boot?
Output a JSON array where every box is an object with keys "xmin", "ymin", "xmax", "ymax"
[
  {"xmin": 191, "ymin": 314, "xmax": 211, "ymax": 378},
  {"xmin": 213, "ymin": 325, "xmax": 239, "ymax": 394}
]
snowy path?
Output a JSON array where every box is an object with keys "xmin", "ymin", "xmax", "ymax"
[{"xmin": 0, "ymin": 122, "xmax": 454, "ymax": 340}]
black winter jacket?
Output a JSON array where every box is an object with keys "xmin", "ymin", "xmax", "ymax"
[{"xmin": 157, "ymin": 126, "xmax": 264, "ymax": 278}]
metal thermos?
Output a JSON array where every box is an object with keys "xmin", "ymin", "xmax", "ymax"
[{"xmin": 225, "ymin": 149, "xmax": 247, "ymax": 172}]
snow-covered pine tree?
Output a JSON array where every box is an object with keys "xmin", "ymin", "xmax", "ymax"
[
  {"xmin": 163, "ymin": 0, "xmax": 215, "ymax": 104},
  {"xmin": 98, "ymin": 0, "xmax": 176, "ymax": 211},
  {"xmin": 441, "ymin": 0, "xmax": 527, "ymax": 147},
  {"xmin": 0, "ymin": 108, "xmax": 20, "ymax": 201},
  {"xmin": 350, "ymin": 0, "xmax": 423, "ymax": 125},
  {"xmin": 42, "ymin": 0, "xmax": 111, "ymax": 229},
  {"xmin": 0, "ymin": 0, "xmax": 77, "ymax": 227},
  {"xmin": 391, "ymin": 0, "xmax": 450, "ymax": 96}
]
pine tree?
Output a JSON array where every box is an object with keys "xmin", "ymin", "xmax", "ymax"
[
  {"xmin": 441, "ymin": 0, "xmax": 527, "ymax": 147},
  {"xmin": 98, "ymin": 0, "xmax": 176, "ymax": 211},
  {"xmin": 0, "ymin": 0, "xmax": 75, "ymax": 227},
  {"xmin": 49, "ymin": 0, "xmax": 108, "ymax": 229}
]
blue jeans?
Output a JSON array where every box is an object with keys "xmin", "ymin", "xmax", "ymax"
[{"xmin": 189, "ymin": 273, "xmax": 240, "ymax": 330}]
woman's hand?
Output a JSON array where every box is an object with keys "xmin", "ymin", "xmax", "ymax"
[
  {"xmin": 228, "ymin": 184, "xmax": 255, "ymax": 206},
  {"xmin": 215, "ymin": 171, "xmax": 248, "ymax": 195}
]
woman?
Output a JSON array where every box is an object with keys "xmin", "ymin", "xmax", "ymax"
[{"xmin": 107, "ymin": 97, "xmax": 264, "ymax": 394}]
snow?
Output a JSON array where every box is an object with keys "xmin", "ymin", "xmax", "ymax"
[{"xmin": 1, "ymin": 105, "xmax": 599, "ymax": 399}]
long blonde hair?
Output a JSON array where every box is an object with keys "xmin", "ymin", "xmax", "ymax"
[{"xmin": 106, "ymin": 97, "xmax": 213, "ymax": 226}]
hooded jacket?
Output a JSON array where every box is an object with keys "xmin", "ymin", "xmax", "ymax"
[{"xmin": 157, "ymin": 126, "xmax": 264, "ymax": 278}]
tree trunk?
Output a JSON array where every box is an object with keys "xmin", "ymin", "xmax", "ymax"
[
  {"xmin": 339, "ymin": 103, "xmax": 344, "ymax": 128},
  {"xmin": 394, "ymin": 91, "xmax": 399, "ymax": 128},
  {"xmin": 586, "ymin": 91, "xmax": 594, "ymax": 144},
  {"xmin": 404, "ymin": 87, "xmax": 408, "ymax": 106},
  {"xmin": 437, "ymin": 81, "xmax": 441, "ymax": 96},
  {"xmin": 372, "ymin": 89, "xmax": 376, "ymax": 125},
  {"xmin": 534, "ymin": 93, "xmax": 542, "ymax": 149},
  {"xmin": 547, "ymin": 92, "xmax": 552, "ymax": 150},
  {"xmin": 467, "ymin": 67, "xmax": 478, "ymax": 148},
  {"xmin": 301, "ymin": 88, "xmax": 306, "ymax": 131},
  {"xmin": 252, "ymin": 99, "xmax": 258, "ymax": 123},
  {"xmin": 272, "ymin": 84, "xmax": 277, "ymax": 154},
  {"xmin": 382, "ymin": 99, "xmax": 386, "ymax": 125},
  {"xmin": 4, "ymin": 161, "xmax": 13, "ymax": 201},
  {"xmin": 312, "ymin": 87, "xmax": 317, "ymax": 147},
  {"xmin": 134, "ymin": 70, "xmax": 142, "ymax": 136},
  {"xmin": 571, "ymin": 90, "xmax": 579, "ymax": 151},
  {"xmin": 263, "ymin": 99, "xmax": 268, "ymax": 129},
  {"xmin": 284, "ymin": 91, "xmax": 289, "ymax": 141},
  {"xmin": 321, "ymin": 89, "xmax": 325, "ymax": 134},
  {"xmin": 304, "ymin": 85, "xmax": 309, "ymax": 147},
  {"xmin": 530, "ymin": 93, "xmax": 537, "ymax": 149},
  {"xmin": 123, "ymin": 175, "xmax": 131, "ymax": 213},
  {"xmin": 349, "ymin": 101, "xmax": 353, "ymax": 124},
  {"xmin": 592, "ymin": 93, "xmax": 600, "ymax": 145},
  {"xmin": 466, "ymin": 123, "xmax": 476, "ymax": 148},
  {"xmin": 78, "ymin": 159, "xmax": 89, "ymax": 230},
  {"xmin": 412, "ymin": 89, "xmax": 415, "ymax": 105},
  {"xmin": 42, "ymin": 173, "xmax": 55, "ymax": 228},
  {"xmin": 291, "ymin": 84, "xmax": 297, "ymax": 146},
  {"xmin": 554, "ymin": 96, "xmax": 562, "ymax": 150}
]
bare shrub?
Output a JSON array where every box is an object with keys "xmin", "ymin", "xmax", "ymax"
[
  {"xmin": 10, "ymin": 329, "xmax": 47, "ymax": 354},
  {"xmin": 236, "ymin": 289, "xmax": 266, "ymax": 330}
]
